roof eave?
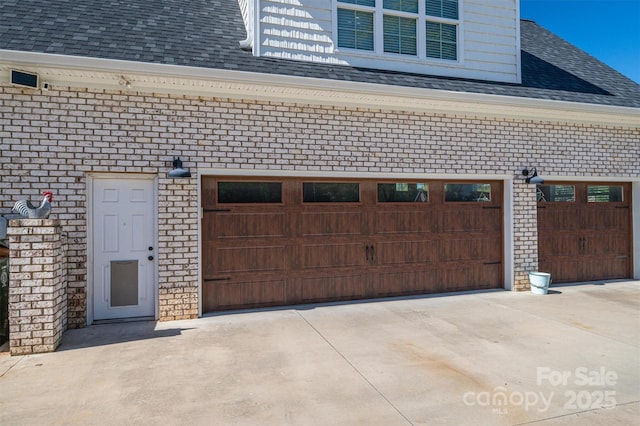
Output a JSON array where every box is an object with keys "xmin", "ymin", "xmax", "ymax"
[{"xmin": 1, "ymin": 50, "xmax": 638, "ymax": 128}]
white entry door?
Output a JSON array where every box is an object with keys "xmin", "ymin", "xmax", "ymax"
[{"xmin": 92, "ymin": 177, "xmax": 156, "ymax": 321}]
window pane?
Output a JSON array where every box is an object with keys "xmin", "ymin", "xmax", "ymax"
[
  {"xmin": 218, "ymin": 182, "xmax": 282, "ymax": 203},
  {"xmin": 303, "ymin": 183, "xmax": 360, "ymax": 202},
  {"xmin": 339, "ymin": 0, "xmax": 375, "ymax": 7},
  {"xmin": 445, "ymin": 184, "xmax": 491, "ymax": 202},
  {"xmin": 426, "ymin": 21, "xmax": 457, "ymax": 60},
  {"xmin": 426, "ymin": 0, "xmax": 458, "ymax": 19},
  {"xmin": 378, "ymin": 183, "xmax": 429, "ymax": 202},
  {"xmin": 384, "ymin": 15, "xmax": 417, "ymax": 55},
  {"xmin": 587, "ymin": 185, "xmax": 624, "ymax": 202},
  {"xmin": 536, "ymin": 185, "xmax": 575, "ymax": 202},
  {"xmin": 384, "ymin": 0, "xmax": 418, "ymax": 13},
  {"xmin": 338, "ymin": 9, "xmax": 374, "ymax": 51}
]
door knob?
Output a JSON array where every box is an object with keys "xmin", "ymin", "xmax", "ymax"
[
  {"xmin": 148, "ymin": 246, "xmax": 153, "ymax": 251},
  {"xmin": 148, "ymin": 255, "xmax": 154, "ymax": 261}
]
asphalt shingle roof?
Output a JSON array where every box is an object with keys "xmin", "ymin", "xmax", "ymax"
[{"xmin": 1, "ymin": 0, "xmax": 639, "ymax": 107}]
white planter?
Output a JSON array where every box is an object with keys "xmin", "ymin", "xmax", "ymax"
[{"xmin": 529, "ymin": 272, "xmax": 552, "ymax": 295}]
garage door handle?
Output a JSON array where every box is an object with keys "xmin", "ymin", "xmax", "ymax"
[
  {"xmin": 365, "ymin": 245, "xmax": 375, "ymax": 262},
  {"xmin": 205, "ymin": 277, "xmax": 232, "ymax": 282}
]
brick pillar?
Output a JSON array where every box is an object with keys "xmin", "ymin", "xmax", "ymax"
[
  {"xmin": 513, "ymin": 182, "xmax": 539, "ymax": 290},
  {"xmin": 7, "ymin": 219, "xmax": 67, "ymax": 355}
]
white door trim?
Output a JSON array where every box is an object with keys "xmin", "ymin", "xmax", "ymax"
[{"xmin": 87, "ymin": 173, "xmax": 158, "ymax": 325}]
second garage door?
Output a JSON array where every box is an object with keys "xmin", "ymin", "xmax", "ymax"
[
  {"xmin": 537, "ymin": 182, "xmax": 632, "ymax": 283},
  {"xmin": 202, "ymin": 178, "xmax": 503, "ymax": 312}
]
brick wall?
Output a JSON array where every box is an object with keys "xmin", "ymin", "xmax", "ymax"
[
  {"xmin": 513, "ymin": 182, "xmax": 539, "ymax": 290},
  {"xmin": 7, "ymin": 219, "xmax": 67, "ymax": 355},
  {"xmin": 158, "ymin": 176, "xmax": 199, "ymax": 321},
  {"xmin": 1, "ymin": 85, "xmax": 637, "ymax": 325}
]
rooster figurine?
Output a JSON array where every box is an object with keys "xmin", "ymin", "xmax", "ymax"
[{"xmin": 12, "ymin": 191, "xmax": 54, "ymax": 219}]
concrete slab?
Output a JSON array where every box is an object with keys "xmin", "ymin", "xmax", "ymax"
[{"xmin": 1, "ymin": 281, "xmax": 639, "ymax": 425}]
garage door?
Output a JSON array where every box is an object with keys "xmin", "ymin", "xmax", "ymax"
[
  {"xmin": 537, "ymin": 182, "xmax": 632, "ymax": 283},
  {"xmin": 202, "ymin": 178, "xmax": 503, "ymax": 312}
]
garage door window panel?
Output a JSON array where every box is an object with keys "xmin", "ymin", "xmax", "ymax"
[
  {"xmin": 587, "ymin": 185, "xmax": 623, "ymax": 203},
  {"xmin": 217, "ymin": 182, "xmax": 282, "ymax": 204},
  {"xmin": 378, "ymin": 183, "xmax": 429, "ymax": 202},
  {"xmin": 303, "ymin": 182, "xmax": 360, "ymax": 203},
  {"xmin": 537, "ymin": 185, "xmax": 575, "ymax": 203},
  {"xmin": 444, "ymin": 183, "xmax": 491, "ymax": 202}
]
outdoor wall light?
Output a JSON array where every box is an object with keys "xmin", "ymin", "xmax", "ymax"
[
  {"xmin": 522, "ymin": 168, "xmax": 544, "ymax": 184},
  {"xmin": 168, "ymin": 157, "xmax": 192, "ymax": 178}
]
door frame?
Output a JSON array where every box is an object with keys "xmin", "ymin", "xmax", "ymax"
[{"xmin": 87, "ymin": 173, "xmax": 159, "ymax": 325}]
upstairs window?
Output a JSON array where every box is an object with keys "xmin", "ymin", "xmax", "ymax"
[
  {"xmin": 337, "ymin": 0, "xmax": 459, "ymax": 61},
  {"xmin": 337, "ymin": 6, "xmax": 375, "ymax": 51}
]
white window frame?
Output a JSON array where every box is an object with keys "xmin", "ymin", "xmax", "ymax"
[{"xmin": 333, "ymin": 0, "xmax": 464, "ymax": 65}]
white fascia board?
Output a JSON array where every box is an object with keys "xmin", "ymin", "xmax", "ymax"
[{"xmin": 1, "ymin": 49, "xmax": 639, "ymax": 128}]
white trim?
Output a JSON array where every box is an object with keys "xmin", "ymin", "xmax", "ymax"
[
  {"xmin": 198, "ymin": 167, "xmax": 513, "ymax": 181},
  {"xmin": 1, "ymin": 49, "xmax": 638, "ymax": 128},
  {"xmin": 633, "ymin": 181, "xmax": 640, "ymax": 279},
  {"xmin": 253, "ymin": 0, "xmax": 261, "ymax": 56},
  {"xmin": 537, "ymin": 175, "xmax": 639, "ymax": 183},
  {"xmin": 514, "ymin": 0, "xmax": 522, "ymax": 84},
  {"xmin": 197, "ymin": 173, "xmax": 203, "ymax": 318},
  {"xmin": 86, "ymin": 175, "xmax": 94, "ymax": 326},
  {"xmin": 504, "ymin": 179, "xmax": 514, "ymax": 290}
]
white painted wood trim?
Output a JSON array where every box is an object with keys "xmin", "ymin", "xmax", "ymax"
[
  {"xmin": 633, "ymin": 181, "xmax": 640, "ymax": 279},
  {"xmin": 504, "ymin": 179, "xmax": 514, "ymax": 291},
  {"xmin": 86, "ymin": 175, "xmax": 95, "ymax": 326},
  {"xmin": 197, "ymin": 173, "xmax": 203, "ymax": 318},
  {"xmin": 198, "ymin": 168, "xmax": 514, "ymax": 180},
  {"xmin": 514, "ymin": 0, "xmax": 522, "ymax": 84}
]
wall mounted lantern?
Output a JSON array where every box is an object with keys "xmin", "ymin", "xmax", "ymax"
[
  {"xmin": 522, "ymin": 168, "xmax": 544, "ymax": 184},
  {"xmin": 168, "ymin": 157, "xmax": 192, "ymax": 178}
]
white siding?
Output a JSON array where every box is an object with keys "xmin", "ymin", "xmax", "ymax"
[
  {"xmin": 257, "ymin": 0, "xmax": 520, "ymax": 83},
  {"xmin": 238, "ymin": 0, "xmax": 250, "ymax": 31}
]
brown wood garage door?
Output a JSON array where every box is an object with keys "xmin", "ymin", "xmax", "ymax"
[
  {"xmin": 537, "ymin": 182, "xmax": 632, "ymax": 283},
  {"xmin": 202, "ymin": 178, "xmax": 503, "ymax": 312}
]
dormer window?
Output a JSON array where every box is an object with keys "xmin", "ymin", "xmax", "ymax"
[{"xmin": 337, "ymin": 0, "xmax": 459, "ymax": 61}]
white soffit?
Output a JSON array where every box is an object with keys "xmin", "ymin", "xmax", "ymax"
[{"xmin": 1, "ymin": 50, "xmax": 639, "ymax": 128}]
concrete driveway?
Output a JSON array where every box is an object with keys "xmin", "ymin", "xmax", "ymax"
[{"xmin": 1, "ymin": 281, "xmax": 639, "ymax": 425}]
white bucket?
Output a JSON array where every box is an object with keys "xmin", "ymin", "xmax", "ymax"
[{"xmin": 529, "ymin": 272, "xmax": 552, "ymax": 295}]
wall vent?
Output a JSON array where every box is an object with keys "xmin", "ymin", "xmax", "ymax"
[{"xmin": 10, "ymin": 70, "xmax": 39, "ymax": 88}]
